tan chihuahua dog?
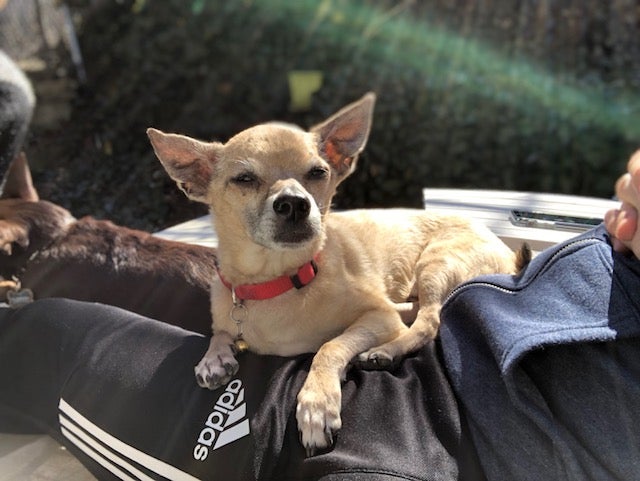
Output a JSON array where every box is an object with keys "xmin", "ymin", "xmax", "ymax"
[{"xmin": 148, "ymin": 93, "xmax": 526, "ymax": 455}]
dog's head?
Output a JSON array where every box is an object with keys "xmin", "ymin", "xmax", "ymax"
[
  {"xmin": 0, "ymin": 153, "xmax": 75, "ymax": 278},
  {"xmin": 148, "ymin": 93, "xmax": 375, "ymax": 255}
]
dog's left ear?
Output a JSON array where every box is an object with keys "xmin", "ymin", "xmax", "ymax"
[
  {"xmin": 147, "ymin": 128, "xmax": 222, "ymax": 203},
  {"xmin": 310, "ymin": 92, "xmax": 376, "ymax": 178}
]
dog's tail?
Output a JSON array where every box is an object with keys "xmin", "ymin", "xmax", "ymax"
[{"xmin": 515, "ymin": 243, "xmax": 532, "ymax": 272}]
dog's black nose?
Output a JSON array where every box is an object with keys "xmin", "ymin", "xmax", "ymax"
[{"xmin": 273, "ymin": 195, "xmax": 311, "ymax": 222}]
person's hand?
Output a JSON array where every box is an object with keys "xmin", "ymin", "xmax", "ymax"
[{"xmin": 604, "ymin": 150, "xmax": 640, "ymax": 259}]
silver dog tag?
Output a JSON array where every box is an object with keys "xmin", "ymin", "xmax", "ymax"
[{"xmin": 7, "ymin": 288, "xmax": 34, "ymax": 308}]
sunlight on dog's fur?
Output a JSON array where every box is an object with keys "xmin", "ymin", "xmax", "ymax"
[{"xmin": 148, "ymin": 93, "xmax": 529, "ymax": 455}]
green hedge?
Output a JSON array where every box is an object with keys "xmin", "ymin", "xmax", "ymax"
[{"xmin": 32, "ymin": 0, "xmax": 640, "ymax": 230}]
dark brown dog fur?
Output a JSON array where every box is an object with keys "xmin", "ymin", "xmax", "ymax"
[{"xmin": 0, "ymin": 154, "xmax": 216, "ymax": 334}]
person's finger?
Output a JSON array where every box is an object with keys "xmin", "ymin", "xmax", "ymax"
[
  {"xmin": 604, "ymin": 207, "xmax": 631, "ymax": 254},
  {"xmin": 627, "ymin": 149, "xmax": 640, "ymax": 178},
  {"xmin": 619, "ymin": 203, "xmax": 637, "ymax": 240},
  {"xmin": 605, "ymin": 151, "xmax": 640, "ymax": 258},
  {"xmin": 615, "ymin": 173, "xmax": 636, "ymax": 206},
  {"xmin": 619, "ymin": 150, "xmax": 640, "ymax": 203}
]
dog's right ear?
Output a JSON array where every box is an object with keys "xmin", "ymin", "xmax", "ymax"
[
  {"xmin": 147, "ymin": 128, "xmax": 222, "ymax": 203},
  {"xmin": 0, "ymin": 153, "xmax": 39, "ymax": 201},
  {"xmin": 310, "ymin": 92, "xmax": 376, "ymax": 179}
]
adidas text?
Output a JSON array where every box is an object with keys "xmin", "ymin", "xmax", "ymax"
[{"xmin": 193, "ymin": 379, "xmax": 250, "ymax": 461}]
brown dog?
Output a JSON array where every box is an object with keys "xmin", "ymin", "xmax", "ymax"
[
  {"xmin": 148, "ymin": 93, "xmax": 528, "ymax": 455},
  {"xmin": 0, "ymin": 154, "xmax": 217, "ymax": 334}
]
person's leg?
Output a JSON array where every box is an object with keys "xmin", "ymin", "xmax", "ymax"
[
  {"xmin": 0, "ymin": 298, "xmax": 483, "ymax": 480},
  {"xmin": 440, "ymin": 225, "xmax": 640, "ymax": 481},
  {"xmin": 0, "ymin": 299, "xmax": 270, "ymax": 480}
]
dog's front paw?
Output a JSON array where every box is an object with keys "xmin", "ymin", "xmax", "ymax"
[
  {"xmin": 353, "ymin": 349, "xmax": 397, "ymax": 370},
  {"xmin": 194, "ymin": 337, "xmax": 239, "ymax": 390},
  {"xmin": 296, "ymin": 375, "xmax": 342, "ymax": 457}
]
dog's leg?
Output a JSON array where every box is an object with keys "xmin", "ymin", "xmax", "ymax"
[
  {"xmin": 357, "ymin": 302, "xmax": 441, "ymax": 367},
  {"xmin": 350, "ymin": 302, "xmax": 418, "ymax": 370},
  {"xmin": 358, "ymin": 245, "xmax": 480, "ymax": 366},
  {"xmin": 296, "ymin": 307, "xmax": 404, "ymax": 456},
  {"xmin": 194, "ymin": 330, "xmax": 239, "ymax": 390}
]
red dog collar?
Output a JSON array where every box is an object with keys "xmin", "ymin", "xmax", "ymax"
[{"xmin": 216, "ymin": 256, "xmax": 319, "ymax": 301}]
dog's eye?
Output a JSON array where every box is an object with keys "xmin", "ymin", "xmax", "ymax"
[
  {"xmin": 306, "ymin": 166, "xmax": 329, "ymax": 181},
  {"xmin": 231, "ymin": 172, "xmax": 259, "ymax": 186}
]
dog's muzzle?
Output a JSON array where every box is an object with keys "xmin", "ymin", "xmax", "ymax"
[{"xmin": 270, "ymin": 192, "xmax": 319, "ymax": 245}]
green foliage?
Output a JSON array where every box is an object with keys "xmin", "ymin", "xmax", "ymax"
[{"xmin": 33, "ymin": 0, "xmax": 640, "ymax": 230}]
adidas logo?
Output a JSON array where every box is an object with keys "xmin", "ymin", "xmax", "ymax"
[{"xmin": 193, "ymin": 379, "xmax": 250, "ymax": 461}]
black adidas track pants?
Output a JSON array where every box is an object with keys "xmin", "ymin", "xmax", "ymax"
[{"xmin": 0, "ymin": 299, "xmax": 483, "ymax": 481}]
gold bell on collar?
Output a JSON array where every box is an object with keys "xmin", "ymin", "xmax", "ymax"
[{"xmin": 234, "ymin": 338, "xmax": 249, "ymax": 353}]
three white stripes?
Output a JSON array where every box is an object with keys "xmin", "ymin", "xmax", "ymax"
[{"xmin": 58, "ymin": 399, "xmax": 201, "ymax": 481}]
